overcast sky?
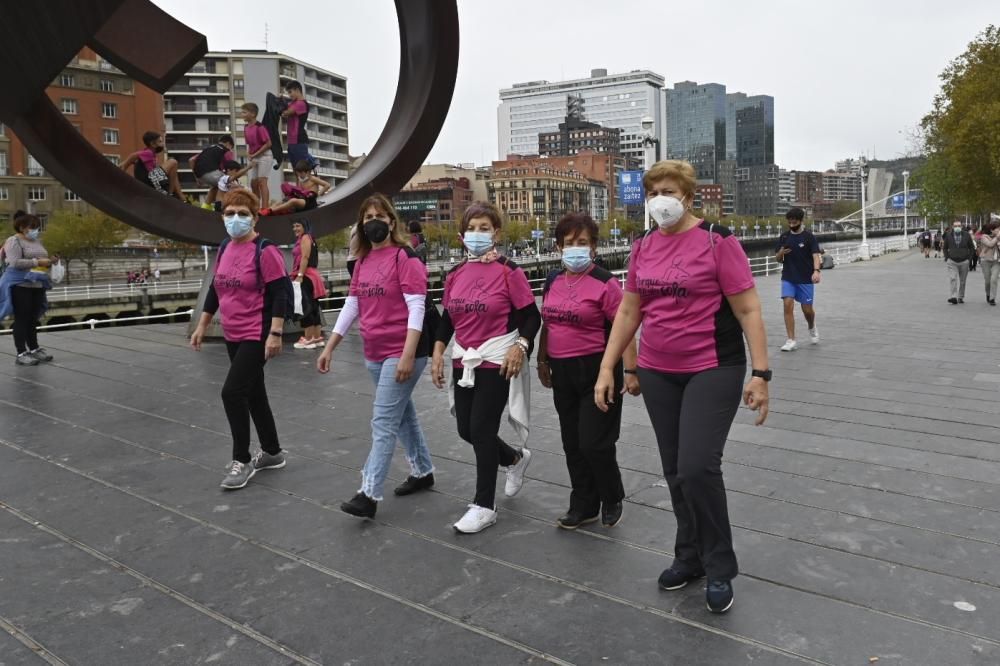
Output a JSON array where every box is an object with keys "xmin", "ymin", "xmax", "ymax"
[{"xmin": 153, "ymin": 0, "xmax": 996, "ymax": 171}]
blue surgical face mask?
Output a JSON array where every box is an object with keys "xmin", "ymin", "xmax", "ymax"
[
  {"xmin": 561, "ymin": 246, "xmax": 592, "ymax": 273},
  {"xmin": 224, "ymin": 214, "xmax": 253, "ymax": 238},
  {"xmin": 26, "ymin": 228, "xmax": 40, "ymax": 241},
  {"xmin": 463, "ymin": 230, "xmax": 494, "ymax": 257}
]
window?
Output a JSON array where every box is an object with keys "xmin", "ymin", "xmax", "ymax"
[
  {"xmin": 61, "ymin": 98, "xmax": 78, "ymax": 114},
  {"xmin": 104, "ymin": 154, "xmax": 120, "ymax": 165},
  {"xmin": 27, "ymin": 186, "xmax": 46, "ymax": 201},
  {"xmin": 0, "ymin": 122, "xmax": 4, "ymax": 136},
  {"xmin": 60, "ymin": 74, "xmax": 75, "ymax": 87},
  {"xmin": 233, "ymin": 78, "xmax": 245, "ymax": 91},
  {"xmin": 100, "ymin": 79, "xmax": 114, "ymax": 92},
  {"xmin": 0, "ymin": 151, "xmax": 7, "ymax": 176},
  {"xmin": 64, "ymin": 190, "xmax": 81, "ymax": 201},
  {"xmin": 103, "ymin": 128, "xmax": 119, "ymax": 145},
  {"xmin": 0, "ymin": 186, "xmax": 8, "ymax": 201},
  {"xmin": 27, "ymin": 155, "xmax": 44, "ymax": 177},
  {"xmin": 102, "ymin": 102, "xmax": 117, "ymax": 118}
]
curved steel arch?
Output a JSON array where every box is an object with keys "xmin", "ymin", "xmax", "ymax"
[{"xmin": 0, "ymin": 0, "xmax": 459, "ymax": 246}]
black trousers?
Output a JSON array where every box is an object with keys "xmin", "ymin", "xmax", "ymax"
[
  {"xmin": 638, "ymin": 364, "xmax": 745, "ymax": 581},
  {"xmin": 452, "ymin": 367, "xmax": 519, "ymax": 509},
  {"xmin": 299, "ymin": 278, "xmax": 322, "ymax": 328},
  {"xmin": 11, "ymin": 286, "xmax": 43, "ymax": 354},
  {"xmin": 549, "ymin": 353, "xmax": 625, "ymax": 513},
  {"xmin": 222, "ymin": 340, "xmax": 282, "ymax": 464}
]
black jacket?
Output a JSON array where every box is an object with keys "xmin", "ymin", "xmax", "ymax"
[{"xmin": 943, "ymin": 229, "xmax": 975, "ymax": 262}]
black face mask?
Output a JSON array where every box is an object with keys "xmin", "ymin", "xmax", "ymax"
[
  {"xmin": 789, "ymin": 223, "xmax": 802, "ymax": 231},
  {"xmin": 363, "ymin": 219, "xmax": 390, "ymax": 243}
]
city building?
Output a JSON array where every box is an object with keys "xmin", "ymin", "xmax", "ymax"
[
  {"xmin": 404, "ymin": 163, "xmax": 489, "ymax": 202},
  {"xmin": 663, "ymin": 81, "xmax": 727, "ymax": 182},
  {"xmin": 694, "ymin": 184, "xmax": 724, "ymax": 220},
  {"xmin": 493, "ymin": 151, "xmax": 638, "ymax": 216},
  {"xmin": 393, "ymin": 177, "xmax": 473, "ymax": 224},
  {"xmin": 0, "ymin": 47, "xmax": 164, "ymax": 224},
  {"xmin": 736, "ymin": 164, "xmax": 780, "ymax": 217},
  {"xmin": 735, "ymin": 103, "xmax": 774, "ymax": 167},
  {"xmin": 487, "ymin": 165, "xmax": 589, "ymax": 223},
  {"xmin": 538, "ymin": 95, "xmax": 622, "ymax": 157},
  {"xmin": 163, "ymin": 50, "xmax": 349, "ymax": 198},
  {"xmin": 588, "ymin": 180, "xmax": 609, "ymax": 222},
  {"xmin": 498, "ymin": 68, "xmax": 665, "ymax": 163},
  {"xmin": 822, "ymin": 170, "xmax": 862, "ymax": 201},
  {"xmin": 778, "ymin": 169, "xmax": 796, "ymax": 205},
  {"xmin": 726, "ymin": 93, "xmax": 774, "ymax": 161}
]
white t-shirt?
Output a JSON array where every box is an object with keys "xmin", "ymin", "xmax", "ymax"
[{"xmin": 217, "ymin": 174, "xmax": 240, "ymax": 193}]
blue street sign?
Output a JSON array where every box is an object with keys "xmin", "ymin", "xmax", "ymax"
[
  {"xmin": 891, "ymin": 192, "xmax": 920, "ymax": 209},
  {"xmin": 619, "ymin": 170, "xmax": 645, "ymax": 205},
  {"xmin": 610, "ymin": 228, "xmax": 621, "ymax": 236},
  {"xmin": 531, "ymin": 229, "xmax": 544, "ymax": 239}
]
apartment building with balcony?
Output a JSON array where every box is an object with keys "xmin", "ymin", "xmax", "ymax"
[
  {"xmin": 0, "ymin": 48, "xmax": 163, "ymax": 224},
  {"xmin": 487, "ymin": 165, "xmax": 590, "ymax": 224},
  {"xmin": 163, "ymin": 50, "xmax": 349, "ymax": 198}
]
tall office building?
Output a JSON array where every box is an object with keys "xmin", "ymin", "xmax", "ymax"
[
  {"xmin": 663, "ymin": 81, "xmax": 727, "ymax": 182},
  {"xmin": 0, "ymin": 47, "xmax": 163, "ymax": 223},
  {"xmin": 726, "ymin": 93, "xmax": 773, "ymax": 161},
  {"xmin": 163, "ymin": 51, "xmax": 349, "ymax": 197},
  {"xmin": 498, "ymin": 68, "xmax": 665, "ymax": 163},
  {"xmin": 735, "ymin": 103, "xmax": 774, "ymax": 167}
]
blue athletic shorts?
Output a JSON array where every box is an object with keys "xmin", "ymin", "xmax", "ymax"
[{"xmin": 781, "ymin": 281, "xmax": 815, "ymax": 304}]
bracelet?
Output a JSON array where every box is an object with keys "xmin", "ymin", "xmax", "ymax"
[
  {"xmin": 269, "ymin": 331, "xmax": 282, "ymax": 337},
  {"xmin": 623, "ymin": 368, "xmax": 638, "ymax": 375},
  {"xmin": 515, "ymin": 338, "xmax": 529, "ymax": 354}
]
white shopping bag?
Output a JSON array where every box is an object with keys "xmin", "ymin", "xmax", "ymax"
[
  {"xmin": 50, "ymin": 260, "xmax": 66, "ymax": 284},
  {"xmin": 292, "ymin": 280, "xmax": 304, "ymax": 316}
]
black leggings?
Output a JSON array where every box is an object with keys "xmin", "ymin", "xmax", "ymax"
[
  {"xmin": 299, "ymin": 278, "xmax": 322, "ymax": 328},
  {"xmin": 638, "ymin": 364, "xmax": 745, "ymax": 581},
  {"xmin": 452, "ymin": 367, "xmax": 519, "ymax": 509},
  {"xmin": 11, "ymin": 286, "xmax": 44, "ymax": 354},
  {"xmin": 222, "ymin": 340, "xmax": 282, "ymax": 464},
  {"xmin": 549, "ymin": 353, "xmax": 625, "ymax": 513}
]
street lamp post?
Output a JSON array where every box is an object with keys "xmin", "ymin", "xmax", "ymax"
[
  {"xmin": 901, "ymin": 170, "xmax": 910, "ymax": 244},
  {"xmin": 859, "ymin": 159, "xmax": 870, "ymax": 260},
  {"xmin": 640, "ymin": 115, "xmax": 659, "ymax": 230}
]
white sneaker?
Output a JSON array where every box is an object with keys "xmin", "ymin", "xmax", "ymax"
[
  {"xmin": 808, "ymin": 328, "xmax": 820, "ymax": 345},
  {"xmin": 293, "ymin": 336, "xmax": 317, "ymax": 350},
  {"xmin": 504, "ymin": 448, "xmax": 532, "ymax": 497},
  {"xmin": 453, "ymin": 504, "xmax": 497, "ymax": 533},
  {"xmin": 780, "ymin": 339, "xmax": 798, "ymax": 352}
]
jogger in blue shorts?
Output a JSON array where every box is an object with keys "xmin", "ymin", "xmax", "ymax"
[{"xmin": 775, "ymin": 208, "xmax": 822, "ymax": 352}]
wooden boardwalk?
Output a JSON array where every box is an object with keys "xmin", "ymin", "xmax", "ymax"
[{"xmin": 1, "ymin": 247, "xmax": 999, "ymax": 665}]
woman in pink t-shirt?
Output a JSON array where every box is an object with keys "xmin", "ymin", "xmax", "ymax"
[
  {"xmin": 596, "ymin": 160, "xmax": 771, "ymax": 615},
  {"xmin": 190, "ymin": 190, "xmax": 290, "ymax": 491},
  {"xmin": 317, "ymin": 194, "xmax": 435, "ymax": 519},
  {"xmin": 290, "ymin": 219, "xmax": 327, "ymax": 349},
  {"xmin": 430, "ymin": 202, "xmax": 541, "ymax": 534},
  {"xmin": 537, "ymin": 213, "xmax": 640, "ymax": 531}
]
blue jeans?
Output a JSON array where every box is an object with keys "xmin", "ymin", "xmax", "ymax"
[
  {"xmin": 360, "ymin": 356, "xmax": 434, "ymax": 500},
  {"xmin": 286, "ymin": 143, "xmax": 317, "ymax": 169}
]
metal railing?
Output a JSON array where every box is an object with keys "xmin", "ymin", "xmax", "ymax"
[
  {"xmin": 46, "ymin": 279, "xmax": 206, "ymax": 302},
  {"xmin": 0, "ymin": 309, "xmax": 193, "ymax": 335}
]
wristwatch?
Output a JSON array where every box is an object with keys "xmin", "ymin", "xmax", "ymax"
[
  {"xmin": 623, "ymin": 368, "xmax": 638, "ymax": 375},
  {"xmin": 269, "ymin": 330, "xmax": 283, "ymax": 338},
  {"xmin": 751, "ymin": 369, "xmax": 772, "ymax": 382}
]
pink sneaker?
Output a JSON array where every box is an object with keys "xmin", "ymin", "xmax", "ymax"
[{"xmin": 293, "ymin": 337, "xmax": 316, "ymax": 350}]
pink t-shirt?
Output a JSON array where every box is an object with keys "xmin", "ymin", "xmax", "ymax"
[
  {"xmin": 542, "ymin": 266, "xmax": 622, "ymax": 359},
  {"xmin": 286, "ymin": 99, "xmax": 308, "ymax": 145},
  {"xmin": 244, "ymin": 122, "xmax": 269, "ymax": 155},
  {"xmin": 625, "ymin": 222, "xmax": 754, "ymax": 373},
  {"xmin": 442, "ymin": 259, "xmax": 536, "ymax": 368},
  {"xmin": 350, "ymin": 246, "xmax": 428, "ymax": 362},
  {"xmin": 214, "ymin": 241, "xmax": 287, "ymax": 342},
  {"xmin": 138, "ymin": 147, "xmax": 157, "ymax": 171}
]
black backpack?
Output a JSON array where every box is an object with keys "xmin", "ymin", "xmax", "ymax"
[{"xmin": 217, "ymin": 235, "xmax": 297, "ymax": 320}]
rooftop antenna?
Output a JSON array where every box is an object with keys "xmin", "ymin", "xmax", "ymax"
[{"xmin": 263, "ymin": 22, "xmax": 269, "ymax": 50}]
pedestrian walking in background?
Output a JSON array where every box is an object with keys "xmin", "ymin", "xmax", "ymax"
[
  {"xmin": 968, "ymin": 227, "xmax": 980, "ymax": 272},
  {"xmin": 0, "ymin": 211, "xmax": 54, "ymax": 366},
  {"xmin": 775, "ymin": 207, "xmax": 822, "ymax": 352},
  {"xmin": 943, "ymin": 220, "xmax": 976, "ymax": 304},
  {"xmin": 290, "ymin": 220, "xmax": 327, "ymax": 349},
  {"xmin": 431, "ymin": 202, "xmax": 541, "ymax": 534},
  {"xmin": 537, "ymin": 212, "xmax": 640, "ymax": 530},
  {"xmin": 190, "ymin": 190, "xmax": 290, "ymax": 490},
  {"xmin": 595, "ymin": 160, "xmax": 771, "ymax": 615},
  {"xmin": 317, "ymin": 194, "xmax": 436, "ymax": 519},
  {"xmin": 977, "ymin": 222, "xmax": 999, "ymax": 306}
]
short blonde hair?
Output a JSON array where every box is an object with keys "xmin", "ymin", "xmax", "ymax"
[{"xmin": 643, "ymin": 160, "xmax": 697, "ymax": 201}]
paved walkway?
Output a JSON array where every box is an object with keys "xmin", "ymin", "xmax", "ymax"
[{"xmin": 1, "ymin": 248, "xmax": 999, "ymax": 665}]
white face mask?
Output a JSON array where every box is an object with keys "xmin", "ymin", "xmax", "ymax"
[{"xmin": 648, "ymin": 195, "xmax": 685, "ymax": 229}]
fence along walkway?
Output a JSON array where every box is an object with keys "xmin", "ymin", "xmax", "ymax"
[{"xmin": 2, "ymin": 243, "xmax": 998, "ymax": 664}]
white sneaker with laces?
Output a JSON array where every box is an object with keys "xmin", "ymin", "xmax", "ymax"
[
  {"xmin": 809, "ymin": 328, "xmax": 819, "ymax": 345},
  {"xmin": 504, "ymin": 448, "xmax": 532, "ymax": 497},
  {"xmin": 453, "ymin": 504, "xmax": 497, "ymax": 533},
  {"xmin": 293, "ymin": 337, "xmax": 317, "ymax": 350},
  {"xmin": 780, "ymin": 339, "xmax": 798, "ymax": 352}
]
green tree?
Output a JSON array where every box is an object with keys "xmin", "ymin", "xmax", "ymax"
[
  {"xmin": 315, "ymin": 228, "xmax": 350, "ymax": 268},
  {"xmin": 830, "ymin": 200, "xmax": 861, "ymax": 220},
  {"xmin": 43, "ymin": 210, "xmax": 129, "ymax": 284},
  {"xmin": 920, "ymin": 25, "xmax": 1000, "ymax": 214},
  {"xmin": 503, "ymin": 219, "xmax": 530, "ymax": 246},
  {"xmin": 156, "ymin": 238, "xmax": 201, "ymax": 279}
]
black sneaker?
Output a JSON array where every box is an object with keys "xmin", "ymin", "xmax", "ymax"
[
  {"xmin": 658, "ymin": 564, "xmax": 705, "ymax": 591},
  {"xmin": 990, "ymin": 299, "xmax": 997, "ymax": 306},
  {"xmin": 556, "ymin": 510, "xmax": 599, "ymax": 530},
  {"xmin": 601, "ymin": 501, "xmax": 624, "ymax": 527},
  {"xmin": 706, "ymin": 579, "xmax": 734, "ymax": 614},
  {"xmin": 948, "ymin": 298, "xmax": 958, "ymax": 304},
  {"xmin": 340, "ymin": 493, "xmax": 377, "ymax": 519},
  {"xmin": 958, "ymin": 298, "xmax": 965, "ymax": 304},
  {"xmin": 393, "ymin": 473, "xmax": 434, "ymax": 496}
]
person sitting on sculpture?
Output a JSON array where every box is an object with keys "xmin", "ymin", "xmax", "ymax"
[
  {"xmin": 121, "ymin": 131, "xmax": 185, "ymax": 200},
  {"xmin": 260, "ymin": 160, "xmax": 330, "ymax": 216},
  {"xmin": 189, "ymin": 135, "xmax": 236, "ymax": 208}
]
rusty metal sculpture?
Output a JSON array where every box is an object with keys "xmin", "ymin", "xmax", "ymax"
[{"xmin": 0, "ymin": 0, "xmax": 459, "ymax": 245}]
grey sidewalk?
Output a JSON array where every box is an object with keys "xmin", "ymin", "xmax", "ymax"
[{"xmin": 1, "ymin": 248, "xmax": 999, "ymax": 665}]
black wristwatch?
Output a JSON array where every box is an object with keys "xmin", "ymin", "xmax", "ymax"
[
  {"xmin": 269, "ymin": 330, "xmax": 283, "ymax": 338},
  {"xmin": 751, "ymin": 369, "xmax": 772, "ymax": 382},
  {"xmin": 623, "ymin": 368, "xmax": 638, "ymax": 375}
]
